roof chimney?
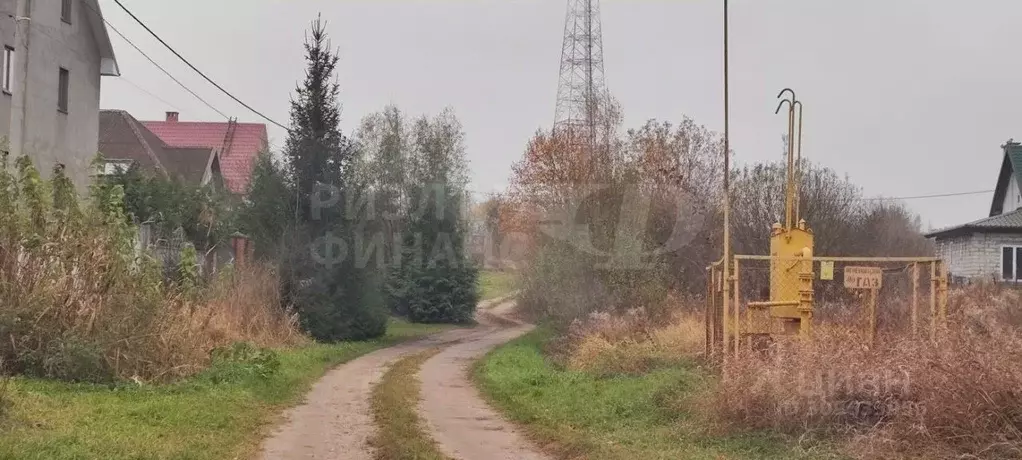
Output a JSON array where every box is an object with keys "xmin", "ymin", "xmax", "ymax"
[{"xmin": 166, "ymin": 111, "xmax": 179, "ymax": 122}]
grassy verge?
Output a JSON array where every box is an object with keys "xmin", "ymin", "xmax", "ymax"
[
  {"xmin": 370, "ymin": 348, "xmax": 449, "ymax": 460},
  {"xmin": 0, "ymin": 318, "xmax": 453, "ymax": 460},
  {"xmin": 473, "ymin": 327, "xmax": 830, "ymax": 460},
  {"xmin": 478, "ymin": 270, "xmax": 518, "ymax": 300}
]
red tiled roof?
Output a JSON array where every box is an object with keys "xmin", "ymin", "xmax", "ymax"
[{"xmin": 142, "ymin": 119, "xmax": 267, "ymax": 194}]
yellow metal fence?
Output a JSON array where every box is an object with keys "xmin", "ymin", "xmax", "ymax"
[{"xmin": 707, "ymin": 256, "xmax": 948, "ymax": 358}]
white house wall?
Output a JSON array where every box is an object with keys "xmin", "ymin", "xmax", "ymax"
[
  {"xmin": 936, "ymin": 232, "xmax": 1022, "ymax": 280},
  {"xmin": 1005, "ymin": 174, "xmax": 1022, "ymax": 213},
  {"xmin": 0, "ymin": 0, "xmax": 103, "ymax": 187}
]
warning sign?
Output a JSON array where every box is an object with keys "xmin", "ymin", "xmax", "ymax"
[
  {"xmin": 819, "ymin": 261, "xmax": 834, "ymax": 281},
  {"xmin": 844, "ymin": 266, "xmax": 882, "ymax": 289}
]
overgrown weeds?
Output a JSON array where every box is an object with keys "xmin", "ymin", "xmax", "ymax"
[
  {"xmin": 547, "ymin": 284, "xmax": 1022, "ymax": 459},
  {"xmin": 703, "ymin": 285, "xmax": 1022, "ymax": 460},
  {"xmin": 0, "ymin": 155, "xmax": 301, "ymax": 383},
  {"xmin": 0, "ymin": 359, "xmax": 10, "ymax": 420},
  {"xmin": 554, "ymin": 307, "xmax": 704, "ymax": 376}
]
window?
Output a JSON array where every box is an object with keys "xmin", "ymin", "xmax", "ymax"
[
  {"xmin": 1, "ymin": 47, "xmax": 12, "ymax": 93},
  {"xmin": 1001, "ymin": 246, "xmax": 1022, "ymax": 281},
  {"xmin": 57, "ymin": 67, "xmax": 69, "ymax": 113},
  {"xmin": 100, "ymin": 160, "xmax": 131, "ymax": 176},
  {"xmin": 61, "ymin": 0, "xmax": 72, "ymax": 24}
]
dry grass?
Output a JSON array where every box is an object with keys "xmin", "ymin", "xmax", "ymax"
[
  {"xmin": 558, "ymin": 307, "xmax": 704, "ymax": 376},
  {"xmin": 552, "ymin": 286, "xmax": 1022, "ymax": 459},
  {"xmin": 370, "ymin": 348, "xmax": 450, "ymax": 460},
  {"xmin": 704, "ymin": 284, "xmax": 1022, "ymax": 460},
  {"xmin": 136, "ymin": 264, "xmax": 305, "ymax": 381},
  {"xmin": 0, "ymin": 157, "xmax": 303, "ymax": 383}
]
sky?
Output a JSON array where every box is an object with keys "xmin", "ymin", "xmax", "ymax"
[{"xmin": 97, "ymin": 0, "xmax": 1022, "ymax": 230}]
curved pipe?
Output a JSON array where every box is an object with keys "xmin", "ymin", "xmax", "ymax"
[
  {"xmin": 792, "ymin": 100, "xmax": 804, "ymax": 221},
  {"xmin": 775, "ymin": 98, "xmax": 792, "ymax": 115},
  {"xmin": 776, "ymin": 87, "xmax": 795, "ymax": 101}
]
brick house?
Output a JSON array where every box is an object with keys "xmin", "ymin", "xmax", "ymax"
[
  {"xmin": 142, "ymin": 112, "xmax": 268, "ymax": 195},
  {"xmin": 927, "ymin": 140, "xmax": 1022, "ymax": 282}
]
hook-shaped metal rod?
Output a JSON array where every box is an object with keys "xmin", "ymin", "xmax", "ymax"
[
  {"xmin": 777, "ymin": 87, "xmax": 796, "ymax": 101},
  {"xmin": 774, "ymin": 98, "xmax": 793, "ymax": 115},
  {"xmin": 792, "ymin": 100, "xmax": 804, "ymax": 222}
]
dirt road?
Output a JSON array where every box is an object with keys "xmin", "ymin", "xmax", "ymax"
[
  {"xmin": 419, "ymin": 301, "xmax": 548, "ymax": 460},
  {"xmin": 258, "ymin": 297, "xmax": 547, "ymax": 460}
]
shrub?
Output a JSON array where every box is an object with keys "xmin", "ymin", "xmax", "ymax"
[
  {"xmin": 296, "ymin": 263, "xmax": 389, "ymax": 341},
  {"xmin": 391, "ymin": 262, "xmax": 478, "ymax": 324},
  {"xmin": 0, "ymin": 156, "xmax": 302, "ymax": 383},
  {"xmin": 387, "ymin": 182, "xmax": 479, "ymax": 325}
]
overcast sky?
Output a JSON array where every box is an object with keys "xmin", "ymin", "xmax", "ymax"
[{"xmin": 98, "ymin": 0, "xmax": 1020, "ymax": 230}]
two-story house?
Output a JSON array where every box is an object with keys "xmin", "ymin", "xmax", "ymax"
[{"xmin": 0, "ymin": 0, "xmax": 119, "ymax": 187}]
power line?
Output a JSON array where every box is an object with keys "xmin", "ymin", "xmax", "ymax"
[
  {"xmin": 471, "ymin": 188, "xmax": 994, "ymax": 201},
  {"xmin": 112, "ymin": 0, "xmax": 290, "ymax": 132},
  {"xmin": 86, "ymin": 1, "xmax": 229, "ymax": 119},
  {"xmin": 119, "ymin": 76, "xmax": 181, "ymax": 112},
  {"xmin": 856, "ymin": 190, "xmax": 993, "ymax": 202}
]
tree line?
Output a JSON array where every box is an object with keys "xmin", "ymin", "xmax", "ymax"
[
  {"xmin": 497, "ymin": 97, "xmax": 932, "ymax": 324},
  {"xmin": 109, "ymin": 16, "xmax": 479, "ymax": 342}
]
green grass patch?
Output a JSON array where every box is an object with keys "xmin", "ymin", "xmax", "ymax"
[
  {"xmin": 0, "ymin": 318, "xmax": 454, "ymax": 460},
  {"xmin": 478, "ymin": 270, "xmax": 518, "ymax": 300},
  {"xmin": 370, "ymin": 348, "xmax": 450, "ymax": 460},
  {"xmin": 473, "ymin": 327, "xmax": 828, "ymax": 460}
]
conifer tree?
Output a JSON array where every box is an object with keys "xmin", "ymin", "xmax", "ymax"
[
  {"xmin": 388, "ymin": 110, "xmax": 479, "ymax": 323},
  {"xmin": 284, "ymin": 15, "xmax": 386, "ymax": 341}
]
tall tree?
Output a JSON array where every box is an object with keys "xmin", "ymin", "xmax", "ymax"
[
  {"xmin": 387, "ymin": 109, "xmax": 479, "ymax": 323},
  {"xmin": 355, "ymin": 106, "xmax": 412, "ymax": 263},
  {"xmin": 283, "ymin": 15, "xmax": 387, "ymax": 341},
  {"xmin": 285, "ymin": 14, "xmax": 351, "ymax": 223}
]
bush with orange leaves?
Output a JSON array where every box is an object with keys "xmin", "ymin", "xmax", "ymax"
[
  {"xmin": 705, "ymin": 284, "xmax": 1022, "ymax": 460},
  {"xmin": 505, "ymin": 98, "xmax": 725, "ymax": 325}
]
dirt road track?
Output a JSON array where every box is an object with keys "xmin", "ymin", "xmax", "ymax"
[
  {"xmin": 418, "ymin": 302, "xmax": 549, "ymax": 460},
  {"xmin": 258, "ymin": 297, "xmax": 546, "ymax": 460}
]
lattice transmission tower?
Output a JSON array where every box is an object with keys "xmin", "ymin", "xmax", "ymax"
[{"xmin": 553, "ymin": 0, "xmax": 608, "ymax": 146}]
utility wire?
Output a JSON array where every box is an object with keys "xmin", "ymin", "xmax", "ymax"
[
  {"xmin": 853, "ymin": 190, "xmax": 992, "ymax": 202},
  {"xmin": 98, "ymin": 3, "xmax": 993, "ymax": 208},
  {"xmin": 469, "ymin": 188, "xmax": 994, "ymax": 201},
  {"xmin": 86, "ymin": 1, "xmax": 229, "ymax": 119},
  {"xmin": 119, "ymin": 76, "xmax": 182, "ymax": 112},
  {"xmin": 112, "ymin": 0, "xmax": 290, "ymax": 132}
]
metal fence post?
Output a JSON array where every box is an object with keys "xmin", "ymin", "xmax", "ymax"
[
  {"xmin": 868, "ymin": 287, "xmax": 878, "ymax": 345},
  {"xmin": 705, "ymin": 267, "xmax": 713, "ymax": 358},
  {"xmin": 911, "ymin": 262, "xmax": 919, "ymax": 338},
  {"xmin": 930, "ymin": 261, "xmax": 938, "ymax": 341},
  {"xmin": 938, "ymin": 260, "xmax": 948, "ymax": 332},
  {"xmin": 733, "ymin": 258, "xmax": 741, "ymax": 356},
  {"xmin": 723, "ymin": 265, "xmax": 731, "ymax": 360}
]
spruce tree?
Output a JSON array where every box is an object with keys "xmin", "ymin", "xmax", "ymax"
[
  {"xmin": 238, "ymin": 150, "xmax": 292, "ymax": 260},
  {"xmin": 388, "ymin": 110, "xmax": 479, "ymax": 323},
  {"xmin": 284, "ymin": 14, "xmax": 386, "ymax": 341}
]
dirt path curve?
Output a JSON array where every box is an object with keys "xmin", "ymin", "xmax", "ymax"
[
  {"xmin": 258, "ymin": 297, "xmax": 511, "ymax": 460},
  {"xmin": 418, "ymin": 301, "xmax": 552, "ymax": 460}
]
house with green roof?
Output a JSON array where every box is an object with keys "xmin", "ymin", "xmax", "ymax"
[{"xmin": 926, "ymin": 140, "xmax": 1022, "ymax": 281}]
